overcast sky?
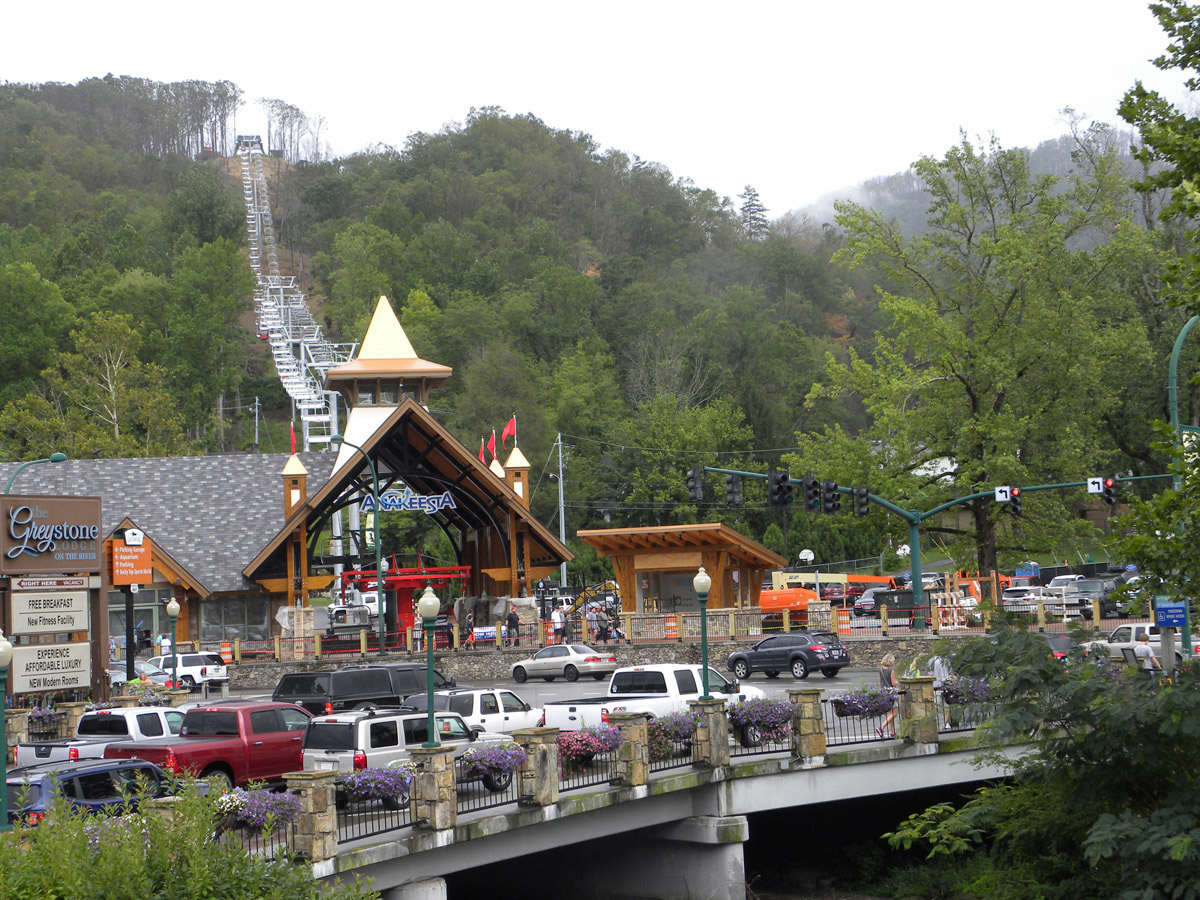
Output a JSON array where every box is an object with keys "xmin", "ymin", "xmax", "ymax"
[{"xmin": 4, "ymin": 2, "xmax": 1191, "ymax": 215}]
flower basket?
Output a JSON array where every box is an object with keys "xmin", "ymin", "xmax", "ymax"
[
  {"xmin": 213, "ymin": 788, "xmax": 302, "ymax": 833},
  {"xmin": 647, "ymin": 712, "xmax": 700, "ymax": 762},
  {"xmin": 26, "ymin": 708, "xmax": 64, "ymax": 737},
  {"xmin": 940, "ymin": 676, "xmax": 995, "ymax": 705},
  {"xmin": 831, "ymin": 688, "xmax": 896, "ymax": 719},
  {"xmin": 340, "ymin": 765, "xmax": 414, "ymax": 807},
  {"xmin": 558, "ymin": 725, "xmax": 621, "ymax": 769},
  {"xmin": 726, "ymin": 698, "xmax": 793, "ymax": 747},
  {"xmin": 460, "ymin": 743, "xmax": 525, "ymax": 791}
]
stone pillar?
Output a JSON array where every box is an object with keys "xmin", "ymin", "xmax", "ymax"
[
  {"xmin": 898, "ymin": 675, "xmax": 939, "ymax": 746},
  {"xmin": 409, "ymin": 746, "xmax": 457, "ymax": 831},
  {"xmin": 144, "ymin": 794, "xmax": 186, "ymax": 824},
  {"xmin": 787, "ymin": 688, "xmax": 826, "ymax": 767},
  {"xmin": 689, "ymin": 698, "xmax": 729, "ymax": 768},
  {"xmin": 608, "ymin": 712, "xmax": 649, "ymax": 787},
  {"xmin": 5, "ymin": 708, "xmax": 29, "ymax": 761},
  {"xmin": 285, "ymin": 770, "xmax": 338, "ymax": 862},
  {"xmin": 808, "ymin": 599, "xmax": 833, "ymax": 632},
  {"xmin": 512, "ymin": 728, "xmax": 559, "ymax": 807},
  {"xmin": 163, "ymin": 689, "xmax": 192, "ymax": 708},
  {"xmin": 58, "ymin": 701, "xmax": 89, "ymax": 738},
  {"xmin": 284, "ymin": 606, "xmax": 315, "ymax": 661}
]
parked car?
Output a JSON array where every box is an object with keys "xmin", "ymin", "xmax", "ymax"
[
  {"xmin": 1040, "ymin": 633, "xmax": 1079, "ymax": 660},
  {"xmin": 302, "ymin": 709, "xmax": 511, "ymax": 791},
  {"xmin": 6, "ymin": 758, "xmax": 176, "ymax": 826},
  {"xmin": 109, "ymin": 660, "xmax": 173, "ymax": 690},
  {"xmin": 272, "ymin": 663, "xmax": 457, "ymax": 715},
  {"xmin": 726, "ymin": 631, "xmax": 849, "ymax": 680},
  {"xmin": 146, "ymin": 652, "xmax": 228, "ymax": 688},
  {"xmin": 399, "ymin": 689, "xmax": 543, "ymax": 733},
  {"xmin": 1047, "ymin": 574, "xmax": 1085, "ymax": 590},
  {"xmin": 853, "ymin": 586, "xmax": 891, "ymax": 617},
  {"xmin": 103, "ymin": 700, "xmax": 312, "ymax": 789},
  {"xmin": 1063, "ymin": 578, "xmax": 1121, "ymax": 619},
  {"xmin": 15, "ymin": 706, "xmax": 184, "ymax": 767},
  {"xmin": 511, "ymin": 644, "xmax": 618, "ymax": 683}
]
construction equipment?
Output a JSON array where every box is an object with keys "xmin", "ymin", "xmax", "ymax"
[{"xmin": 566, "ymin": 581, "xmax": 621, "ymax": 616}]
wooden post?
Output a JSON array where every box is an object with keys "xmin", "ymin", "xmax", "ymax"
[
  {"xmin": 782, "ymin": 609, "xmax": 791, "ymax": 633},
  {"xmin": 233, "ymin": 638, "xmax": 242, "ymax": 664}
]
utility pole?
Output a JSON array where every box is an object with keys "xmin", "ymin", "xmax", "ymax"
[{"xmin": 556, "ymin": 433, "xmax": 568, "ymax": 588}]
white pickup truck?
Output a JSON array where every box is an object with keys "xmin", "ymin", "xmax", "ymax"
[
  {"xmin": 1082, "ymin": 623, "xmax": 1200, "ymax": 665},
  {"xmin": 399, "ymin": 688, "xmax": 544, "ymax": 733},
  {"xmin": 540, "ymin": 664, "xmax": 764, "ymax": 731},
  {"xmin": 15, "ymin": 706, "xmax": 185, "ymax": 767}
]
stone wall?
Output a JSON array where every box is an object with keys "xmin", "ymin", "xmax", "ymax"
[{"xmin": 226, "ymin": 632, "xmax": 977, "ymax": 691}]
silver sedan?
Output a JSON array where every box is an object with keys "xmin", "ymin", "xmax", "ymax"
[{"xmin": 511, "ymin": 644, "xmax": 618, "ymax": 683}]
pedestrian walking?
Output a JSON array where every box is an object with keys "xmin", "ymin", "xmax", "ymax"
[
  {"xmin": 877, "ymin": 653, "xmax": 899, "ymax": 739},
  {"xmin": 1134, "ymin": 633, "xmax": 1161, "ymax": 672},
  {"xmin": 551, "ymin": 605, "xmax": 565, "ymax": 643},
  {"xmin": 586, "ymin": 607, "xmax": 598, "ymax": 642},
  {"xmin": 595, "ymin": 607, "xmax": 611, "ymax": 644},
  {"xmin": 465, "ymin": 612, "xmax": 476, "ymax": 648},
  {"xmin": 506, "ymin": 607, "xmax": 520, "ymax": 647}
]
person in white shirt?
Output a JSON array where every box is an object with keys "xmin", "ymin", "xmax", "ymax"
[
  {"xmin": 160, "ymin": 634, "xmax": 172, "ymax": 656},
  {"xmin": 551, "ymin": 606, "xmax": 565, "ymax": 643},
  {"xmin": 1134, "ymin": 633, "xmax": 1161, "ymax": 671}
]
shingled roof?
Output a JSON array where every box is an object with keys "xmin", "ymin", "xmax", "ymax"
[{"xmin": 0, "ymin": 453, "xmax": 337, "ymax": 595}]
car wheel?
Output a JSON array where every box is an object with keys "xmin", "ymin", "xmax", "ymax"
[
  {"xmin": 382, "ymin": 794, "xmax": 407, "ymax": 810},
  {"xmin": 821, "ymin": 667, "xmax": 839, "ymax": 678},
  {"xmin": 739, "ymin": 724, "xmax": 764, "ymax": 748},
  {"xmin": 733, "ymin": 660, "xmax": 750, "ymax": 680},
  {"xmin": 512, "ymin": 666, "xmax": 528, "ymax": 683},
  {"xmin": 201, "ymin": 767, "xmax": 233, "ymax": 793},
  {"xmin": 791, "ymin": 658, "xmax": 810, "ymax": 679},
  {"xmin": 564, "ymin": 665, "xmax": 579, "ymax": 682},
  {"xmin": 592, "ymin": 673, "xmax": 605, "ymax": 680},
  {"xmin": 182, "ymin": 676, "xmax": 196, "ymax": 689},
  {"xmin": 543, "ymin": 676, "xmax": 555, "ymax": 682},
  {"xmin": 482, "ymin": 770, "xmax": 513, "ymax": 792},
  {"xmin": 764, "ymin": 670, "xmax": 780, "ymax": 679}
]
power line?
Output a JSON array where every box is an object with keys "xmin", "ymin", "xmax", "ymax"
[{"xmin": 558, "ymin": 432, "xmax": 803, "ymax": 458}]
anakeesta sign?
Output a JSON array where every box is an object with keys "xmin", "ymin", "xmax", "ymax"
[{"xmin": 0, "ymin": 496, "xmax": 102, "ymax": 574}]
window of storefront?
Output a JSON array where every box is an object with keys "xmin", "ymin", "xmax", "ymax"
[
  {"xmin": 199, "ymin": 596, "xmax": 271, "ymax": 643},
  {"xmin": 107, "ymin": 588, "xmax": 173, "ymax": 656}
]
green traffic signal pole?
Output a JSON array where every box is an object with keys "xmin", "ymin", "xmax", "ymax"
[{"xmin": 701, "ymin": 465, "xmax": 1173, "ymax": 612}]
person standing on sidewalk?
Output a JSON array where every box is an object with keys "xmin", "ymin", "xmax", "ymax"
[
  {"xmin": 877, "ymin": 653, "xmax": 899, "ymax": 738},
  {"xmin": 506, "ymin": 606, "xmax": 520, "ymax": 647}
]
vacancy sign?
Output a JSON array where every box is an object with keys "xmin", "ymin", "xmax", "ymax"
[{"xmin": 112, "ymin": 538, "xmax": 152, "ymax": 585}]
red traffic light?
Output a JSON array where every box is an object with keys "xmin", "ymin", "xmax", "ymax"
[{"xmin": 1103, "ymin": 477, "xmax": 1114, "ymax": 489}]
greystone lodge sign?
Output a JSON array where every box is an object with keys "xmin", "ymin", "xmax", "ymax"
[{"xmin": 1, "ymin": 496, "xmax": 102, "ymax": 575}]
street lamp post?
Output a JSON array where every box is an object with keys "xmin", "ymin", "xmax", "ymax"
[
  {"xmin": 166, "ymin": 598, "xmax": 180, "ymax": 692},
  {"xmin": 0, "ymin": 629, "xmax": 13, "ymax": 832},
  {"xmin": 330, "ymin": 435, "xmax": 386, "ymax": 655},
  {"xmin": 693, "ymin": 567, "xmax": 712, "ymax": 700},
  {"xmin": 417, "ymin": 586, "xmax": 441, "ymax": 748},
  {"xmin": 4, "ymin": 452, "xmax": 68, "ymax": 494}
]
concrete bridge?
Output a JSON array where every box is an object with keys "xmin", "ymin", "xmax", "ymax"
[{"xmin": 282, "ymin": 678, "xmax": 1018, "ymax": 900}]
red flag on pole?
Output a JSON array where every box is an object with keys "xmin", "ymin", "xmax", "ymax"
[
  {"xmin": 290, "ymin": 422, "xmax": 296, "ymax": 454},
  {"xmin": 478, "ymin": 437, "xmax": 486, "ymax": 463},
  {"xmin": 501, "ymin": 414, "xmax": 517, "ymax": 447},
  {"xmin": 487, "ymin": 430, "xmax": 497, "ymax": 461}
]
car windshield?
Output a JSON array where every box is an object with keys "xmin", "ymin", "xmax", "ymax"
[
  {"xmin": 568, "ymin": 645, "xmax": 598, "ymax": 655},
  {"xmin": 274, "ymin": 674, "xmax": 328, "ymax": 697},
  {"xmin": 5, "ymin": 780, "xmax": 44, "ymax": 811},
  {"xmin": 138, "ymin": 662, "xmax": 168, "ymax": 676},
  {"xmin": 810, "ymin": 632, "xmax": 842, "ymax": 645},
  {"xmin": 399, "ymin": 694, "xmax": 454, "ymax": 713},
  {"xmin": 303, "ymin": 723, "xmax": 354, "ymax": 751},
  {"xmin": 1075, "ymin": 580, "xmax": 1106, "ymax": 591}
]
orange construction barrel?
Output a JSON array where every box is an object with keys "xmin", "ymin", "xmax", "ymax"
[
  {"xmin": 220, "ymin": 641, "xmax": 233, "ymax": 664},
  {"xmin": 665, "ymin": 615, "xmax": 679, "ymax": 641}
]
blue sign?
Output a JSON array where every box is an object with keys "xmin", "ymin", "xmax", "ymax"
[{"xmin": 1154, "ymin": 599, "xmax": 1187, "ymax": 628}]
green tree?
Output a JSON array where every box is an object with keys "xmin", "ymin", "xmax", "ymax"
[
  {"xmin": 165, "ymin": 163, "xmax": 244, "ymax": 246},
  {"xmin": 738, "ymin": 185, "xmax": 769, "ymax": 241},
  {"xmin": 0, "ymin": 262, "xmax": 75, "ymax": 404},
  {"xmin": 796, "ymin": 136, "xmax": 1142, "ymax": 573}
]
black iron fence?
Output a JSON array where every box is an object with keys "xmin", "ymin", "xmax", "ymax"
[
  {"xmin": 649, "ymin": 736, "xmax": 698, "ymax": 772},
  {"xmin": 559, "ymin": 749, "xmax": 615, "ymax": 792},
  {"xmin": 728, "ymin": 726, "xmax": 791, "ymax": 759},
  {"xmin": 334, "ymin": 786, "xmax": 412, "ymax": 843},
  {"xmin": 454, "ymin": 760, "xmax": 520, "ymax": 815}
]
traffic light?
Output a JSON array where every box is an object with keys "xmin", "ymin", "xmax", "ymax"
[
  {"xmin": 802, "ymin": 474, "xmax": 820, "ymax": 511},
  {"xmin": 821, "ymin": 479, "xmax": 841, "ymax": 514},
  {"xmin": 1102, "ymin": 476, "xmax": 1117, "ymax": 506},
  {"xmin": 725, "ymin": 473, "xmax": 742, "ymax": 505},
  {"xmin": 686, "ymin": 466, "xmax": 704, "ymax": 503},
  {"xmin": 768, "ymin": 469, "xmax": 792, "ymax": 506},
  {"xmin": 1009, "ymin": 486, "xmax": 1022, "ymax": 517},
  {"xmin": 853, "ymin": 486, "xmax": 870, "ymax": 517}
]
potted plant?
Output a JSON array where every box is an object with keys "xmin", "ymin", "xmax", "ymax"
[
  {"xmin": 726, "ymin": 698, "xmax": 793, "ymax": 747},
  {"xmin": 830, "ymin": 686, "xmax": 897, "ymax": 719},
  {"xmin": 647, "ymin": 712, "xmax": 700, "ymax": 762},
  {"xmin": 459, "ymin": 742, "xmax": 526, "ymax": 791},
  {"xmin": 213, "ymin": 788, "xmax": 302, "ymax": 834},
  {"xmin": 26, "ymin": 706, "xmax": 63, "ymax": 737},
  {"xmin": 939, "ymin": 675, "xmax": 996, "ymax": 725},
  {"xmin": 339, "ymin": 765, "xmax": 414, "ymax": 809},
  {"xmin": 557, "ymin": 725, "xmax": 621, "ymax": 769}
]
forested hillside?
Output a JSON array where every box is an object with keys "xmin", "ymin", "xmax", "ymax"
[{"xmin": 1, "ymin": 77, "xmax": 1196, "ymax": 577}]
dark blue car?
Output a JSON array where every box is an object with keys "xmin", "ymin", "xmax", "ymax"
[{"xmin": 6, "ymin": 758, "xmax": 174, "ymax": 826}]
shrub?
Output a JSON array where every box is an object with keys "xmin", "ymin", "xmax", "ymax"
[
  {"xmin": 726, "ymin": 698, "xmax": 793, "ymax": 742},
  {"xmin": 459, "ymin": 742, "xmax": 526, "ymax": 779},
  {"xmin": 831, "ymin": 686, "xmax": 896, "ymax": 718}
]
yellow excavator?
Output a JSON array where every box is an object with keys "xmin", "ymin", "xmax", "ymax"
[{"xmin": 565, "ymin": 580, "xmax": 620, "ymax": 616}]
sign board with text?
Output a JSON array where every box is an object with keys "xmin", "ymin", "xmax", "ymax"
[
  {"xmin": 112, "ymin": 538, "xmax": 152, "ymax": 585},
  {"xmin": 12, "ymin": 590, "xmax": 90, "ymax": 634},
  {"xmin": 0, "ymin": 496, "xmax": 102, "ymax": 574},
  {"xmin": 11, "ymin": 642, "xmax": 93, "ymax": 693},
  {"xmin": 1154, "ymin": 599, "xmax": 1187, "ymax": 628}
]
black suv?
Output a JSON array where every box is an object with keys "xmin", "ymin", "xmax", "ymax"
[
  {"xmin": 1064, "ymin": 578, "xmax": 1121, "ymax": 619},
  {"xmin": 272, "ymin": 664, "xmax": 457, "ymax": 715},
  {"xmin": 726, "ymin": 632, "xmax": 849, "ymax": 680}
]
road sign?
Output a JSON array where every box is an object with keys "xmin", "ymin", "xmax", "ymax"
[
  {"xmin": 994, "ymin": 486, "xmax": 1011, "ymax": 502},
  {"xmin": 1155, "ymin": 599, "xmax": 1187, "ymax": 628},
  {"xmin": 1086, "ymin": 477, "xmax": 1104, "ymax": 494}
]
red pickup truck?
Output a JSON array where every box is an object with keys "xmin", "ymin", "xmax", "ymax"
[{"xmin": 103, "ymin": 701, "xmax": 311, "ymax": 789}]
